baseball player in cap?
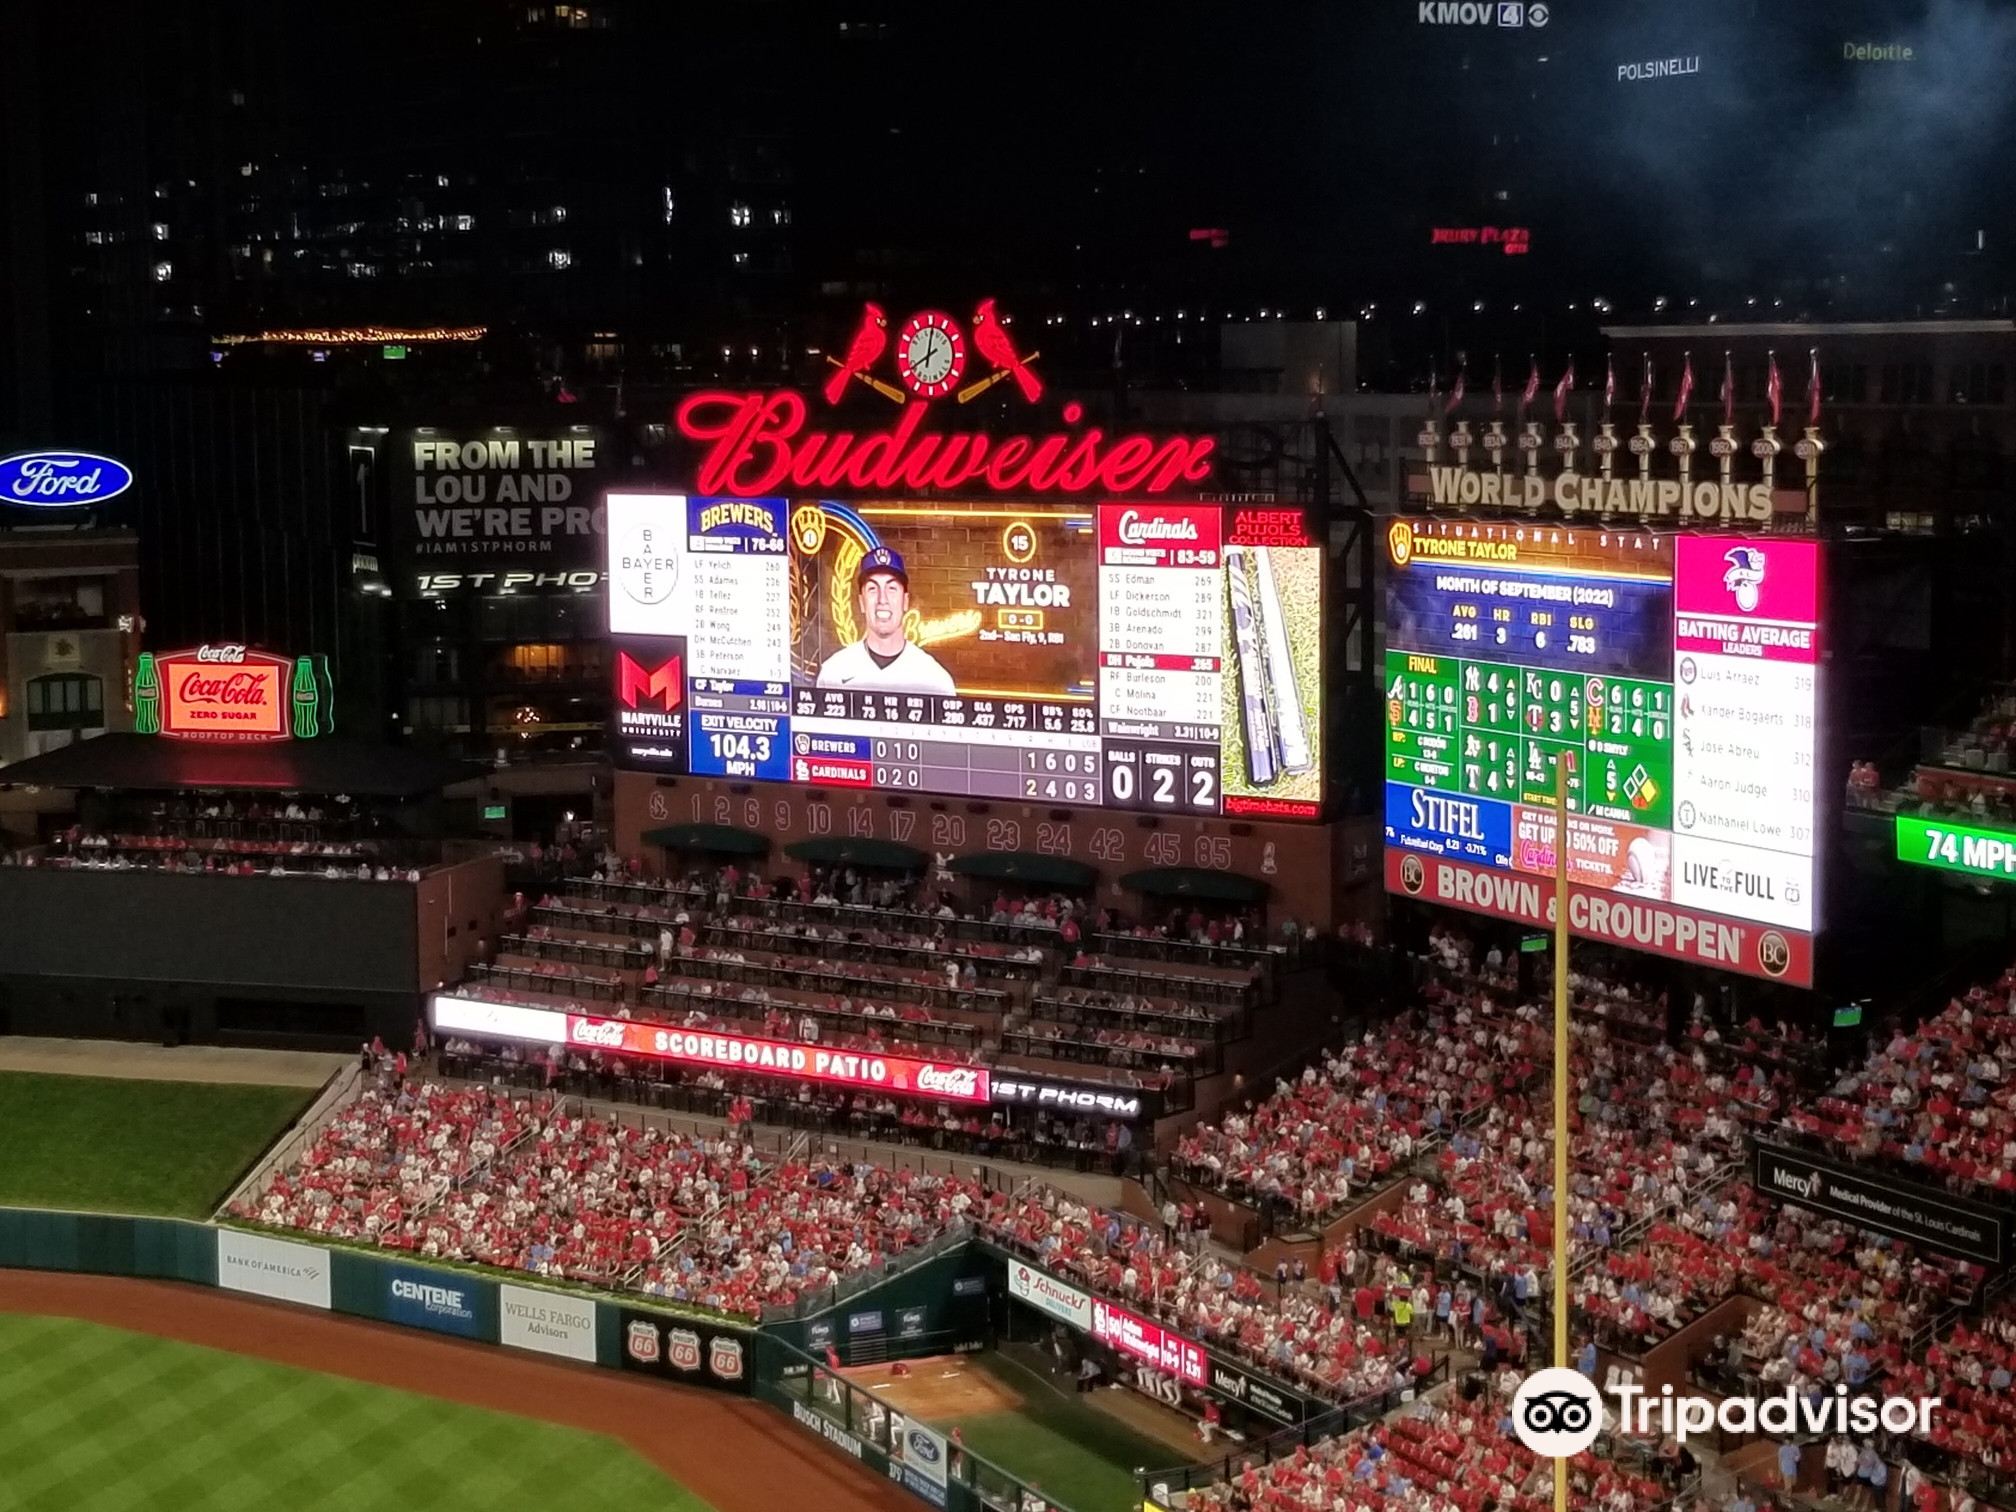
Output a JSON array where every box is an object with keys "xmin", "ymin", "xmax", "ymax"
[{"xmin": 814, "ymin": 547, "xmax": 957, "ymax": 695}]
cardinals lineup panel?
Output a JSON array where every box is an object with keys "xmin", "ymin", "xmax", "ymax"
[
  {"xmin": 1382, "ymin": 521, "xmax": 1823, "ymax": 981},
  {"xmin": 605, "ymin": 493, "xmax": 1324, "ymax": 820}
]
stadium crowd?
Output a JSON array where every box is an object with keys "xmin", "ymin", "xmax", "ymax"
[
  {"xmin": 232, "ymin": 1072, "xmax": 988, "ymax": 1317},
  {"xmin": 219, "ymin": 858, "xmax": 2016, "ymax": 1512}
]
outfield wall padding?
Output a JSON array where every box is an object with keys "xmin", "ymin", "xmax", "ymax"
[
  {"xmin": 0, "ymin": 1210, "xmax": 214, "ymax": 1285},
  {"xmin": 0, "ymin": 1212, "xmax": 1063, "ymax": 1512}
]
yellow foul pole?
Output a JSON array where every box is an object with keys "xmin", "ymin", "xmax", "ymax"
[{"xmin": 1553, "ymin": 761, "xmax": 1572, "ymax": 1512}]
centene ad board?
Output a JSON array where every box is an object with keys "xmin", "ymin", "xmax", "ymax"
[
  {"xmin": 428, "ymin": 993, "xmax": 990, "ymax": 1102},
  {"xmin": 605, "ymin": 493, "xmax": 1322, "ymax": 819},
  {"xmin": 1383, "ymin": 521, "xmax": 1820, "ymax": 984},
  {"xmin": 1089, "ymin": 1297, "xmax": 1208, "ymax": 1386}
]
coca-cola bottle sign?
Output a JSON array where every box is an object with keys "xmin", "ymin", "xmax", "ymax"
[{"xmin": 150, "ymin": 645, "xmax": 302, "ymax": 741}]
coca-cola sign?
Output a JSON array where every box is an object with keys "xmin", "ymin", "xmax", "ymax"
[
  {"xmin": 915, "ymin": 1065, "xmax": 983, "ymax": 1098},
  {"xmin": 568, "ymin": 1019, "xmax": 627, "ymax": 1049},
  {"xmin": 153, "ymin": 646, "xmax": 292, "ymax": 742},
  {"xmin": 178, "ymin": 672, "xmax": 271, "ymax": 708}
]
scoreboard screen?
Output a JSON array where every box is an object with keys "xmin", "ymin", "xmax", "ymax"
[
  {"xmin": 1383, "ymin": 521, "xmax": 1820, "ymax": 985},
  {"xmin": 606, "ymin": 495, "xmax": 1323, "ymax": 820}
]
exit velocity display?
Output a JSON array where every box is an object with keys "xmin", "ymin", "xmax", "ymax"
[
  {"xmin": 606, "ymin": 494, "xmax": 1323, "ymax": 819},
  {"xmin": 1382, "ymin": 522, "xmax": 1820, "ymax": 984}
]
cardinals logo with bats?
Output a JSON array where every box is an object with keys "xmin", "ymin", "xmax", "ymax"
[{"xmin": 824, "ymin": 299, "xmax": 1042, "ymax": 407}]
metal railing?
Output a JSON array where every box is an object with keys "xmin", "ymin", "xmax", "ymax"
[
  {"xmin": 1135, "ymin": 1358, "xmax": 1451, "ymax": 1500},
  {"xmin": 216, "ymin": 1061, "xmax": 362, "ymax": 1218}
]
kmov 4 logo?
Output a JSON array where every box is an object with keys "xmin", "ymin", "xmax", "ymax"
[
  {"xmin": 1418, "ymin": 2, "xmax": 1551, "ymax": 26},
  {"xmin": 1509, "ymin": 1367, "xmax": 1938, "ymax": 1458}
]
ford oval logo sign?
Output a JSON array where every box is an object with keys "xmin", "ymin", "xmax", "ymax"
[
  {"xmin": 907, "ymin": 1430, "xmax": 940, "ymax": 1463},
  {"xmin": 0, "ymin": 451, "xmax": 135, "ymax": 509}
]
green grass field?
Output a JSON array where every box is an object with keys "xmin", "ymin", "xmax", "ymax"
[
  {"xmin": 0, "ymin": 1071, "xmax": 313, "ymax": 1219},
  {"xmin": 947, "ymin": 1351, "xmax": 1192, "ymax": 1512},
  {"xmin": 0, "ymin": 1314, "xmax": 711, "ymax": 1512}
]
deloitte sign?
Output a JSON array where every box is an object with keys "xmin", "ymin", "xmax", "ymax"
[{"xmin": 1417, "ymin": 1, "xmax": 1550, "ymax": 26}]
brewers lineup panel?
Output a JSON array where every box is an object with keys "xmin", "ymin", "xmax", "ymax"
[
  {"xmin": 606, "ymin": 493, "xmax": 1322, "ymax": 819},
  {"xmin": 1382, "ymin": 521, "xmax": 1820, "ymax": 982}
]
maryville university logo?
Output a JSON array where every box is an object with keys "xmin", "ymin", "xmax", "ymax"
[
  {"xmin": 668, "ymin": 1328, "xmax": 703, "ymax": 1372},
  {"xmin": 626, "ymin": 1320, "xmax": 661, "ymax": 1365},
  {"xmin": 617, "ymin": 652, "xmax": 682, "ymax": 712},
  {"xmin": 710, "ymin": 1337, "xmax": 746, "ymax": 1380}
]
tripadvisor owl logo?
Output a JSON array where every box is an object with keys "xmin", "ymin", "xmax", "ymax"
[
  {"xmin": 1507, "ymin": 1366, "xmax": 1940, "ymax": 1457},
  {"xmin": 1511, "ymin": 1368, "xmax": 1605, "ymax": 1457}
]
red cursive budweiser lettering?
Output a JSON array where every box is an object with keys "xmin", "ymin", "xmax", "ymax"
[
  {"xmin": 178, "ymin": 672, "xmax": 270, "ymax": 706},
  {"xmin": 674, "ymin": 391, "xmax": 1216, "ymax": 498}
]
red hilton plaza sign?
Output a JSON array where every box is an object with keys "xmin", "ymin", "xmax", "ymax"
[{"xmin": 673, "ymin": 299, "xmax": 1216, "ymax": 498}]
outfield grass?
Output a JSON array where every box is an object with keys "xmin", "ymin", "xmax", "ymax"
[
  {"xmin": 947, "ymin": 1352, "xmax": 1185, "ymax": 1512},
  {"xmin": 0, "ymin": 1071, "xmax": 313, "ymax": 1219},
  {"xmin": 0, "ymin": 1314, "xmax": 713, "ymax": 1512}
]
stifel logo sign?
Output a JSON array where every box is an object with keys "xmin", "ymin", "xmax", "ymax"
[{"xmin": 157, "ymin": 645, "xmax": 290, "ymax": 741}]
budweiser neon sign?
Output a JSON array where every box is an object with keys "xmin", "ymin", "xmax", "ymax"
[{"xmin": 673, "ymin": 300, "xmax": 1216, "ymax": 499}]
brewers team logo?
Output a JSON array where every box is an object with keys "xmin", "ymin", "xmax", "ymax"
[
  {"xmin": 1387, "ymin": 520, "xmax": 1414, "ymax": 566},
  {"xmin": 791, "ymin": 503, "xmax": 828, "ymax": 554},
  {"xmin": 626, "ymin": 1320, "xmax": 661, "ymax": 1364},
  {"xmin": 1400, "ymin": 854, "xmax": 1426, "ymax": 895},
  {"xmin": 710, "ymin": 1337, "xmax": 746, "ymax": 1380},
  {"xmin": 667, "ymin": 1328, "xmax": 702, "ymax": 1372}
]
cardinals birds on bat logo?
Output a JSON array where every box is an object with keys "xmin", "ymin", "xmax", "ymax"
[
  {"xmin": 970, "ymin": 298, "xmax": 1043, "ymax": 403},
  {"xmin": 820, "ymin": 299, "xmax": 1043, "ymax": 407},
  {"xmin": 823, "ymin": 302, "xmax": 893, "ymax": 405}
]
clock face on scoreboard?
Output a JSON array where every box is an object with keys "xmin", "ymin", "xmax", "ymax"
[{"xmin": 895, "ymin": 311, "xmax": 967, "ymax": 399}]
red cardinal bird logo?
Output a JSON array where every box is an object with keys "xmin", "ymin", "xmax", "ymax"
[
  {"xmin": 823, "ymin": 303, "xmax": 889, "ymax": 405},
  {"xmin": 971, "ymin": 298, "xmax": 1043, "ymax": 403}
]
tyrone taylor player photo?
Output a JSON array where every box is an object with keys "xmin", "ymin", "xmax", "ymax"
[{"xmin": 814, "ymin": 547, "xmax": 957, "ymax": 697}]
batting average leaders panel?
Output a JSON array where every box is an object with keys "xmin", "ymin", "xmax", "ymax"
[{"xmin": 604, "ymin": 493, "xmax": 1322, "ymax": 819}]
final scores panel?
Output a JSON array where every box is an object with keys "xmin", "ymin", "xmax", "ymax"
[
  {"xmin": 606, "ymin": 495, "xmax": 1323, "ymax": 819},
  {"xmin": 1382, "ymin": 520, "xmax": 1821, "ymax": 986}
]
